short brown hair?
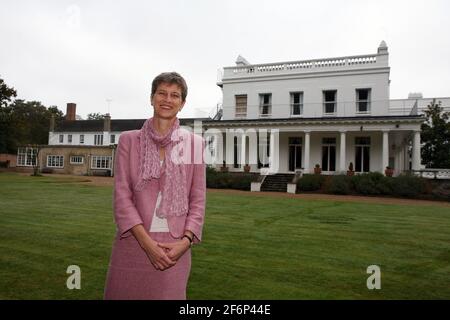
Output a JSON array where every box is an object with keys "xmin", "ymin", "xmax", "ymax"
[{"xmin": 151, "ymin": 72, "xmax": 188, "ymax": 102}]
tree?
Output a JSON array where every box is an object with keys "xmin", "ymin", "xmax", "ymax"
[
  {"xmin": 0, "ymin": 100, "xmax": 64, "ymax": 154},
  {"xmin": 0, "ymin": 77, "xmax": 17, "ymax": 153},
  {"xmin": 0, "ymin": 77, "xmax": 17, "ymax": 107},
  {"xmin": 87, "ymin": 112, "xmax": 105, "ymax": 120},
  {"xmin": 421, "ymin": 99, "xmax": 450, "ymax": 168}
]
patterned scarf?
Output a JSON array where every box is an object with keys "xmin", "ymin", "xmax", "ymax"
[{"xmin": 134, "ymin": 117, "xmax": 188, "ymax": 218}]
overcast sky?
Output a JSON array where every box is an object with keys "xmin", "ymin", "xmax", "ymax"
[{"xmin": 1, "ymin": 0, "xmax": 449, "ymax": 120}]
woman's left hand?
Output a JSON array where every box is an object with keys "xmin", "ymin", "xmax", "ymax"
[{"xmin": 157, "ymin": 238, "xmax": 190, "ymax": 261}]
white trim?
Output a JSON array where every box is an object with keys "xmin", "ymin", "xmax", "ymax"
[
  {"xmin": 47, "ymin": 155, "xmax": 64, "ymax": 168},
  {"xmin": 91, "ymin": 155, "xmax": 112, "ymax": 169},
  {"xmin": 70, "ymin": 156, "xmax": 84, "ymax": 165}
]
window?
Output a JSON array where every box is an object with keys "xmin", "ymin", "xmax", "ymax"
[
  {"xmin": 68, "ymin": 134, "xmax": 72, "ymax": 143},
  {"xmin": 17, "ymin": 147, "xmax": 37, "ymax": 166},
  {"xmin": 91, "ymin": 156, "xmax": 112, "ymax": 169},
  {"xmin": 355, "ymin": 137, "xmax": 371, "ymax": 173},
  {"xmin": 94, "ymin": 134, "xmax": 104, "ymax": 146},
  {"xmin": 322, "ymin": 137, "xmax": 336, "ymax": 172},
  {"xmin": 80, "ymin": 134, "xmax": 84, "ymax": 144},
  {"xmin": 356, "ymin": 89, "xmax": 371, "ymax": 113},
  {"xmin": 235, "ymin": 95, "xmax": 247, "ymax": 118},
  {"xmin": 70, "ymin": 156, "xmax": 84, "ymax": 164},
  {"xmin": 110, "ymin": 134, "xmax": 116, "ymax": 144},
  {"xmin": 288, "ymin": 137, "xmax": 302, "ymax": 171},
  {"xmin": 290, "ymin": 92, "xmax": 303, "ymax": 116},
  {"xmin": 233, "ymin": 136, "xmax": 241, "ymax": 168},
  {"xmin": 47, "ymin": 155, "xmax": 64, "ymax": 168},
  {"xmin": 323, "ymin": 90, "xmax": 337, "ymax": 115},
  {"xmin": 257, "ymin": 133, "xmax": 270, "ymax": 168},
  {"xmin": 59, "ymin": 135, "xmax": 64, "ymax": 143},
  {"xmin": 207, "ymin": 136, "xmax": 215, "ymax": 158},
  {"xmin": 259, "ymin": 93, "xmax": 272, "ymax": 117}
]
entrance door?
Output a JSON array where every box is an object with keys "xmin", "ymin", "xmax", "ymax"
[{"xmin": 288, "ymin": 137, "xmax": 302, "ymax": 171}]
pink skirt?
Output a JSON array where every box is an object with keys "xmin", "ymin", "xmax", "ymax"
[{"xmin": 104, "ymin": 232, "xmax": 191, "ymax": 300}]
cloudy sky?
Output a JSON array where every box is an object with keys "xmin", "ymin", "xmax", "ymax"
[{"xmin": 1, "ymin": 0, "xmax": 449, "ymax": 119}]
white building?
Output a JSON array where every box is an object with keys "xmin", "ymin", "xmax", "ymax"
[{"xmin": 202, "ymin": 41, "xmax": 450, "ymax": 179}]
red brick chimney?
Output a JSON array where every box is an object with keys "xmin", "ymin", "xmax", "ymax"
[{"xmin": 66, "ymin": 103, "xmax": 76, "ymax": 121}]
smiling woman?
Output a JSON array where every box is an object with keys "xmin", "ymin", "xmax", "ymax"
[{"xmin": 103, "ymin": 72, "xmax": 206, "ymax": 300}]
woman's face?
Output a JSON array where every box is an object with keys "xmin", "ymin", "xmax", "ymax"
[{"xmin": 151, "ymin": 82, "xmax": 185, "ymax": 120}]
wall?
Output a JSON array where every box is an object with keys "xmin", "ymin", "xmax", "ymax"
[{"xmin": 222, "ymin": 71, "xmax": 390, "ymax": 120}]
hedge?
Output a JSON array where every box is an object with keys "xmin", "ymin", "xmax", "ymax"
[
  {"xmin": 297, "ymin": 172, "xmax": 446, "ymax": 201},
  {"xmin": 206, "ymin": 166, "xmax": 257, "ymax": 191}
]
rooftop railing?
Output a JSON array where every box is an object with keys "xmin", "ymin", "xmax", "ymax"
[{"xmin": 222, "ymin": 54, "xmax": 381, "ymax": 79}]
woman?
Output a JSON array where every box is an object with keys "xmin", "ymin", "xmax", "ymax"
[{"xmin": 104, "ymin": 72, "xmax": 206, "ymax": 300}]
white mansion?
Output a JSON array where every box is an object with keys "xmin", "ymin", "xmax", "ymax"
[
  {"xmin": 16, "ymin": 41, "xmax": 449, "ymax": 182},
  {"xmin": 202, "ymin": 41, "xmax": 450, "ymax": 177}
]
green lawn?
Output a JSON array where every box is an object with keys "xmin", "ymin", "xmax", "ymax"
[{"xmin": 0, "ymin": 172, "xmax": 449, "ymax": 299}]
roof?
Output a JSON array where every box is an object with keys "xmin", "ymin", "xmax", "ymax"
[{"xmin": 53, "ymin": 118, "xmax": 209, "ymax": 133}]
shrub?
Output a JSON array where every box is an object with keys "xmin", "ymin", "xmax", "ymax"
[
  {"xmin": 351, "ymin": 172, "xmax": 386, "ymax": 195},
  {"xmin": 325, "ymin": 175, "xmax": 351, "ymax": 194},
  {"xmin": 388, "ymin": 173, "xmax": 427, "ymax": 198},
  {"xmin": 206, "ymin": 166, "xmax": 255, "ymax": 191},
  {"xmin": 230, "ymin": 175, "xmax": 255, "ymax": 190},
  {"xmin": 297, "ymin": 174, "xmax": 326, "ymax": 191}
]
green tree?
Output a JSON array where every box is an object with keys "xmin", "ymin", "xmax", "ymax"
[
  {"xmin": 1, "ymin": 100, "xmax": 64, "ymax": 154},
  {"xmin": 0, "ymin": 77, "xmax": 17, "ymax": 153},
  {"xmin": 421, "ymin": 99, "xmax": 450, "ymax": 168},
  {"xmin": 87, "ymin": 112, "xmax": 105, "ymax": 120},
  {"xmin": 0, "ymin": 77, "xmax": 17, "ymax": 107}
]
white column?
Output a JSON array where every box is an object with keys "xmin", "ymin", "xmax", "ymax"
[
  {"xmin": 412, "ymin": 130, "xmax": 421, "ymax": 171},
  {"xmin": 269, "ymin": 130, "xmax": 279, "ymax": 173},
  {"xmin": 340, "ymin": 131, "xmax": 346, "ymax": 172},
  {"xmin": 241, "ymin": 133, "xmax": 246, "ymax": 169},
  {"xmin": 225, "ymin": 130, "xmax": 234, "ymax": 167},
  {"xmin": 382, "ymin": 130, "xmax": 389, "ymax": 173},
  {"xmin": 304, "ymin": 131, "xmax": 310, "ymax": 174}
]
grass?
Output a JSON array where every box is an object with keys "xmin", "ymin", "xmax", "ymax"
[{"xmin": 0, "ymin": 172, "xmax": 449, "ymax": 299}]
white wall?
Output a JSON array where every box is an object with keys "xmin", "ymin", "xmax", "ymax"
[
  {"xmin": 222, "ymin": 72, "xmax": 390, "ymax": 120},
  {"xmin": 48, "ymin": 132, "xmax": 122, "ymax": 146}
]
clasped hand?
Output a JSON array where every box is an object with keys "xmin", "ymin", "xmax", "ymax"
[{"xmin": 144, "ymin": 238, "xmax": 190, "ymax": 271}]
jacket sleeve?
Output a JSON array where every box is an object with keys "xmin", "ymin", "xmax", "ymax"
[
  {"xmin": 184, "ymin": 136, "xmax": 206, "ymax": 244},
  {"xmin": 113, "ymin": 132, "xmax": 143, "ymax": 239}
]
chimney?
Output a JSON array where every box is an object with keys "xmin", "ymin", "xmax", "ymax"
[
  {"xmin": 49, "ymin": 115, "xmax": 55, "ymax": 132},
  {"xmin": 377, "ymin": 40, "xmax": 389, "ymax": 66},
  {"xmin": 103, "ymin": 113, "xmax": 111, "ymax": 132},
  {"xmin": 66, "ymin": 103, "xmax": 76, "ymax": 121},
  {"xmin": 408, "ymin": 92, "xmax": 423, "ymax": 99},
  {"xmin": 235, "ymin": 55, "xmax": 250, "ymax": 66}
]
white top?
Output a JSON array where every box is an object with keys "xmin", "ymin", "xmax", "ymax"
[{"xmin": 149, "ymin": 160, "xmax": 170, "ymax": 232}]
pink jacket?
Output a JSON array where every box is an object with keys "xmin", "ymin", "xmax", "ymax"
[{"xmin": 113, "ymin": 129, "xmax": 206, "ymax": 244}]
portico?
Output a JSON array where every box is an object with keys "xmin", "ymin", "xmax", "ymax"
[{"xmin": 202, "ymin": 115, "xmax": 424, "ymax": 176}]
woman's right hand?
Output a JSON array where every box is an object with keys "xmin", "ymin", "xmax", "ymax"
[{"xmin": 142, "ymin": 238, "xmax": 176, "ymax": 271}]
